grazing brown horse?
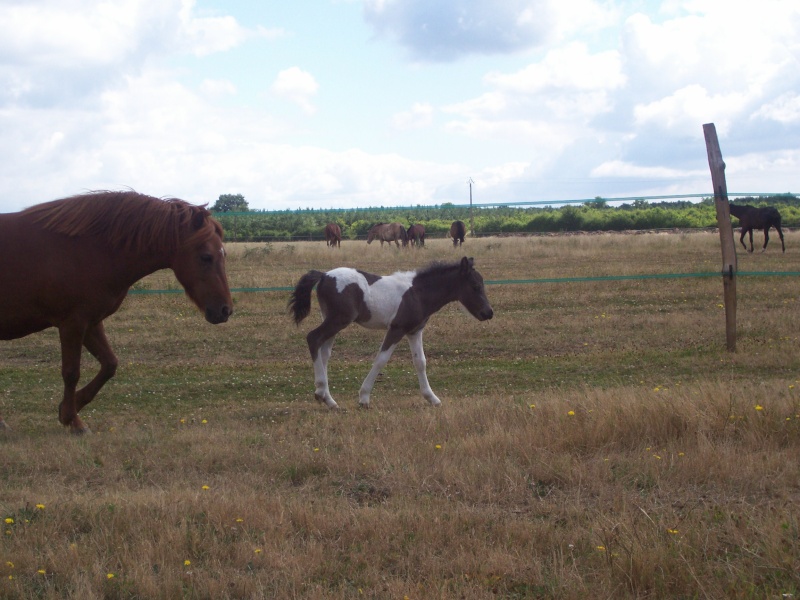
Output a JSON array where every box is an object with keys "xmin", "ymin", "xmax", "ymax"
[
  {"xmin": 728, "ymin": 203, "xmax": 785, "ymax": 253},
  {"xmin": 449, "ymin": 220, "xmax": 466, "ymax": 246},
  {"xmin": 289, "ymin": 257, "xmax": 493, "ymax": 409},
  {"xmin": 0, "ymin": 190, "xmax": 233, "ymax": 433},
  {"xmin": 407, "ymin": 224, "xmax": 425, "ymax": 247},
  {"xmin": 367, "ymin": 222, "xmax": 408, "ymax": 247},
  {"xmin": 324, "ymin": 222, "xmax": 342, "ymax": 248}
]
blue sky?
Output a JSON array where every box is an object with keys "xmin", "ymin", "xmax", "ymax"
[{"xmin": 0, "ymin": 0, "xmax": 798, "ymax": 212}]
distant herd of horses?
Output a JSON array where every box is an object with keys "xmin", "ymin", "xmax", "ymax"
[
  {"xmin": 325, "ymin": 219, "xmax": 467, "ymax": 248},
  {"xmin": 326, "ymin": 205, "xmax": 786, "ymax": 253},
  {"xmin": 0, "ymin": 191, "xmax": 788, "ymax": 433}
]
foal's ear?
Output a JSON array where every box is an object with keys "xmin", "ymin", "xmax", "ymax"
[{"xmin": 459, "ymin": 256, "xmax": 474, "ymax": 273}]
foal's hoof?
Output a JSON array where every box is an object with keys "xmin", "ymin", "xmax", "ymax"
[{"xmin": 314, "ymin": 393, "xmax": 339, "ymax": 410}]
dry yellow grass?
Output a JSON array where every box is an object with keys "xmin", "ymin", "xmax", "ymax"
[{"xmin": 1, "ymin": 232, "xmax": 799, "ymax": 599}]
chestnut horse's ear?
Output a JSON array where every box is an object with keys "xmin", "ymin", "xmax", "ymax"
[
  {"xmin": 191, "ymin": 206, "xmax": 210, "ymax": 230},
  {"xmin": 460, "ymin": 256, "xmax": 474, "ymax": 273}
]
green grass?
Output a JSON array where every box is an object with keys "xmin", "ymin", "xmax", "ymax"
[{"xmin": 1, "ymin": 233, "xmax": 799, "ymax": 599}]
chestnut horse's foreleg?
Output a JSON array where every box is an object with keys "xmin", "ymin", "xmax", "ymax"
[
  {"xmin": 75, "ymin": 322, "xmax": 118, "ymax": 414},
  {"xmin": 776, "ymin": 224, "xmax": 785, "ymax": 252},
  {"xmin": 738, "ymin": 228, "xmax": 747, "ymax": 251},
  {"xmin": 57, "ymin": 323, "xmax": 90, "ymax": 434},
  {"xmin": 407, "ymin": 329, "xmax": 441, "ymax": 406},
  {"xmin": 359, "ymin": 327, "xmax": 404, "ymax": 408},
  {"xmin": 761, "ymin": 227, "xmax": 770, "ymax": 252}
]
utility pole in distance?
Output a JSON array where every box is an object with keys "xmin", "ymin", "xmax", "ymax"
[{"xmin": 468, "ymin": 178, "xmax": 475, "ymax": 237}]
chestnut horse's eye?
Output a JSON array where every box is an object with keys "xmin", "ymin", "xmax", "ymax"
[{"xmin": 200, "ymin": 253, "xmax": 214, "ymax": 264}]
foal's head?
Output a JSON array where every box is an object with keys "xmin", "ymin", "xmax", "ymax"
[{"xmin": 455, "ymin": 257, "xmax": 493, "ymax": 321}]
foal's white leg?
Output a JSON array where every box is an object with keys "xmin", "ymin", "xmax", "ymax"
[
  {"xmin": 407, "ymin": 330, "xmax": 441, "ymax": 406},
  {"xmin": 314, "ymin": 338, "xmax": 338, "ymax": 409},
  {"xmin": 359, "ymin": 343, "xmax": 398, "ymax": 408}
]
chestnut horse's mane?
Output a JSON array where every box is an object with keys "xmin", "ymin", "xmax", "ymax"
[{"xmin": 22, "ymin": 190, "xmax": 223, "ymax": 254}]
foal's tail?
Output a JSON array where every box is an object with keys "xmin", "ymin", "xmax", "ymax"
[{"xmin": 289, "ymin": 270, "xmax": 325, "ymax": 325}]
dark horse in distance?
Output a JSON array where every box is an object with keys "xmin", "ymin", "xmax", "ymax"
[
  {"xmin": 407, "ymin": 224, "xmax": 425, "ymax": 247},
  {"xmin": 367, "ymin": 222, "xmax": 408, "ymax": 247},
  {"xmin": 0, "ymin": 191, "xmax": 233, "ymax": 433},
  {"xmin": 449, "ymin": 220, "xmax": 466, "ymax": 246},
  {"xmin": 289, "ymin": 258, "xmax": 493, "ymax": 409},
  {"xmin": 728, "ymin": 203, "xmax": 785, "ymax": 253},
  {"xmin": 324, "ymin": 222, "xmax": 342, "ymax": 248}
]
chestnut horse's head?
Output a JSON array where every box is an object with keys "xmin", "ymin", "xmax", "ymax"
[{"xmin": 171, "ymin": 206, "xmax": 233, "ymax": 324}]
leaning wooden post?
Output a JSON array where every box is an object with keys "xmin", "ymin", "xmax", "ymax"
[{"xmin": 703, "ymin": 123, "xmax": 737, "ymax": 352}]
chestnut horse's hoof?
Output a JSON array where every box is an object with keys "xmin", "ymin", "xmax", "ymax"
[
  {"xmin": 68, "ymin": 417, "xmax": 91, "ymax": 435},
  {"xmin": 0, "ymin": 419, "xmax": 9, "ymax": 432}
]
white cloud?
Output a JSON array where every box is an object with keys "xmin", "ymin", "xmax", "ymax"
[
  {"xmin": 0, "ymin": 0, "xmax": 267, "ymax": 109},
  {"xmin": 633, "ymin": 84, "xmax": 749, "ymax": 135},
  {"xmin": 752, "ymin": 93, "xmax": 800, "ymax": 124},
  {"xmin": 270, "ymin": 67, "xmax": 319, "ymax": 114},
  {"xmin": 391, "ymin": 102, "xmax": 434, "ymax": 130},
  {"xmin": 486, "ymin": 43, "xmax": 625, "ymax": 94},
  {"xmin": 591, "ymin": 160, "xmax": 704, "ymax": 180},
  {"xmin": 200, "ymin": 79, "xmax": 237, "ymax": 96},
  {"xmin": 363, "ymin": 0, "xmax": 556, "ymax": 61},
  {"xmin": 178, "ymin": 1, "xmax": 282, "ymax": 57},
  {"xmin": 442, "ymin": 93, "xmax": 507, "ymax": 119},
  {"xmin": 0, "ymin": 0, "xmax": 169, "ymax": 67}
]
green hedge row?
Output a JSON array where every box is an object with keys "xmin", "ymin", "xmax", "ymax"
[{"xmin": 212, "ymin": 196, "xmax": 800, "ymax": 242}]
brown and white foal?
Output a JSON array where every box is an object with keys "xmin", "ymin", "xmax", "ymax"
[{"xmin": 289, "ymin": 257, "xmax": 493, "ymax": 409}]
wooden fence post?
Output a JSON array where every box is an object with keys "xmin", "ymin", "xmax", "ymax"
[{"xmin": 703, "ymin": 123, "xmax": 737, "ymax": 352}]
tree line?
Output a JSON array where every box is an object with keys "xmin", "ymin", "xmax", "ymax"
[{"xmin": 209, "ymin": 195, "xmax": 800, "ymax": 242}]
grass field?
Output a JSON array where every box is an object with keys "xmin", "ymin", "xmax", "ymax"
[{"xmin": 1, "ymin": 232, "xmax": 799, "ymax": 599}]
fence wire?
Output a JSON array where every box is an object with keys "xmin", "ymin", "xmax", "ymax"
[{"xmin": 127, "ymin": 270, "xmax": 800, "ymax": 295}]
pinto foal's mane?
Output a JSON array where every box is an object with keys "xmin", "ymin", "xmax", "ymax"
[
  {"xmin": 22, "ymin": 190, "xmax": 223, "ymax": 255},
  {"xmin": 414, "ymin": 260, "xmax": 464, "ymax": 281}
]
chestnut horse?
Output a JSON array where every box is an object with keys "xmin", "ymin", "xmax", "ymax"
[
  {"xmin": 728, "ymin": 203, "xmax": 785, "ymax": 253},
  {"xmin": 407, "ymin": 224, "xmax": 425, "ymax": 247},
  {"xmin": 367, "ymin": 222, "xmax": 408, "ymax": 247},
  {"xmin": 324, "ymin": 222, "xmax": 342, "ymax": 248},
  {"xmin": 0, "ymin": 190, "xmax": 233, "ymax": 433},
  {"xmin": 449, "ymin": 220, "xmax": 466, "ymax": 246},
  {"xmin": 289, "ymin": 257, "xmax": 493, "ymax": 409}
]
